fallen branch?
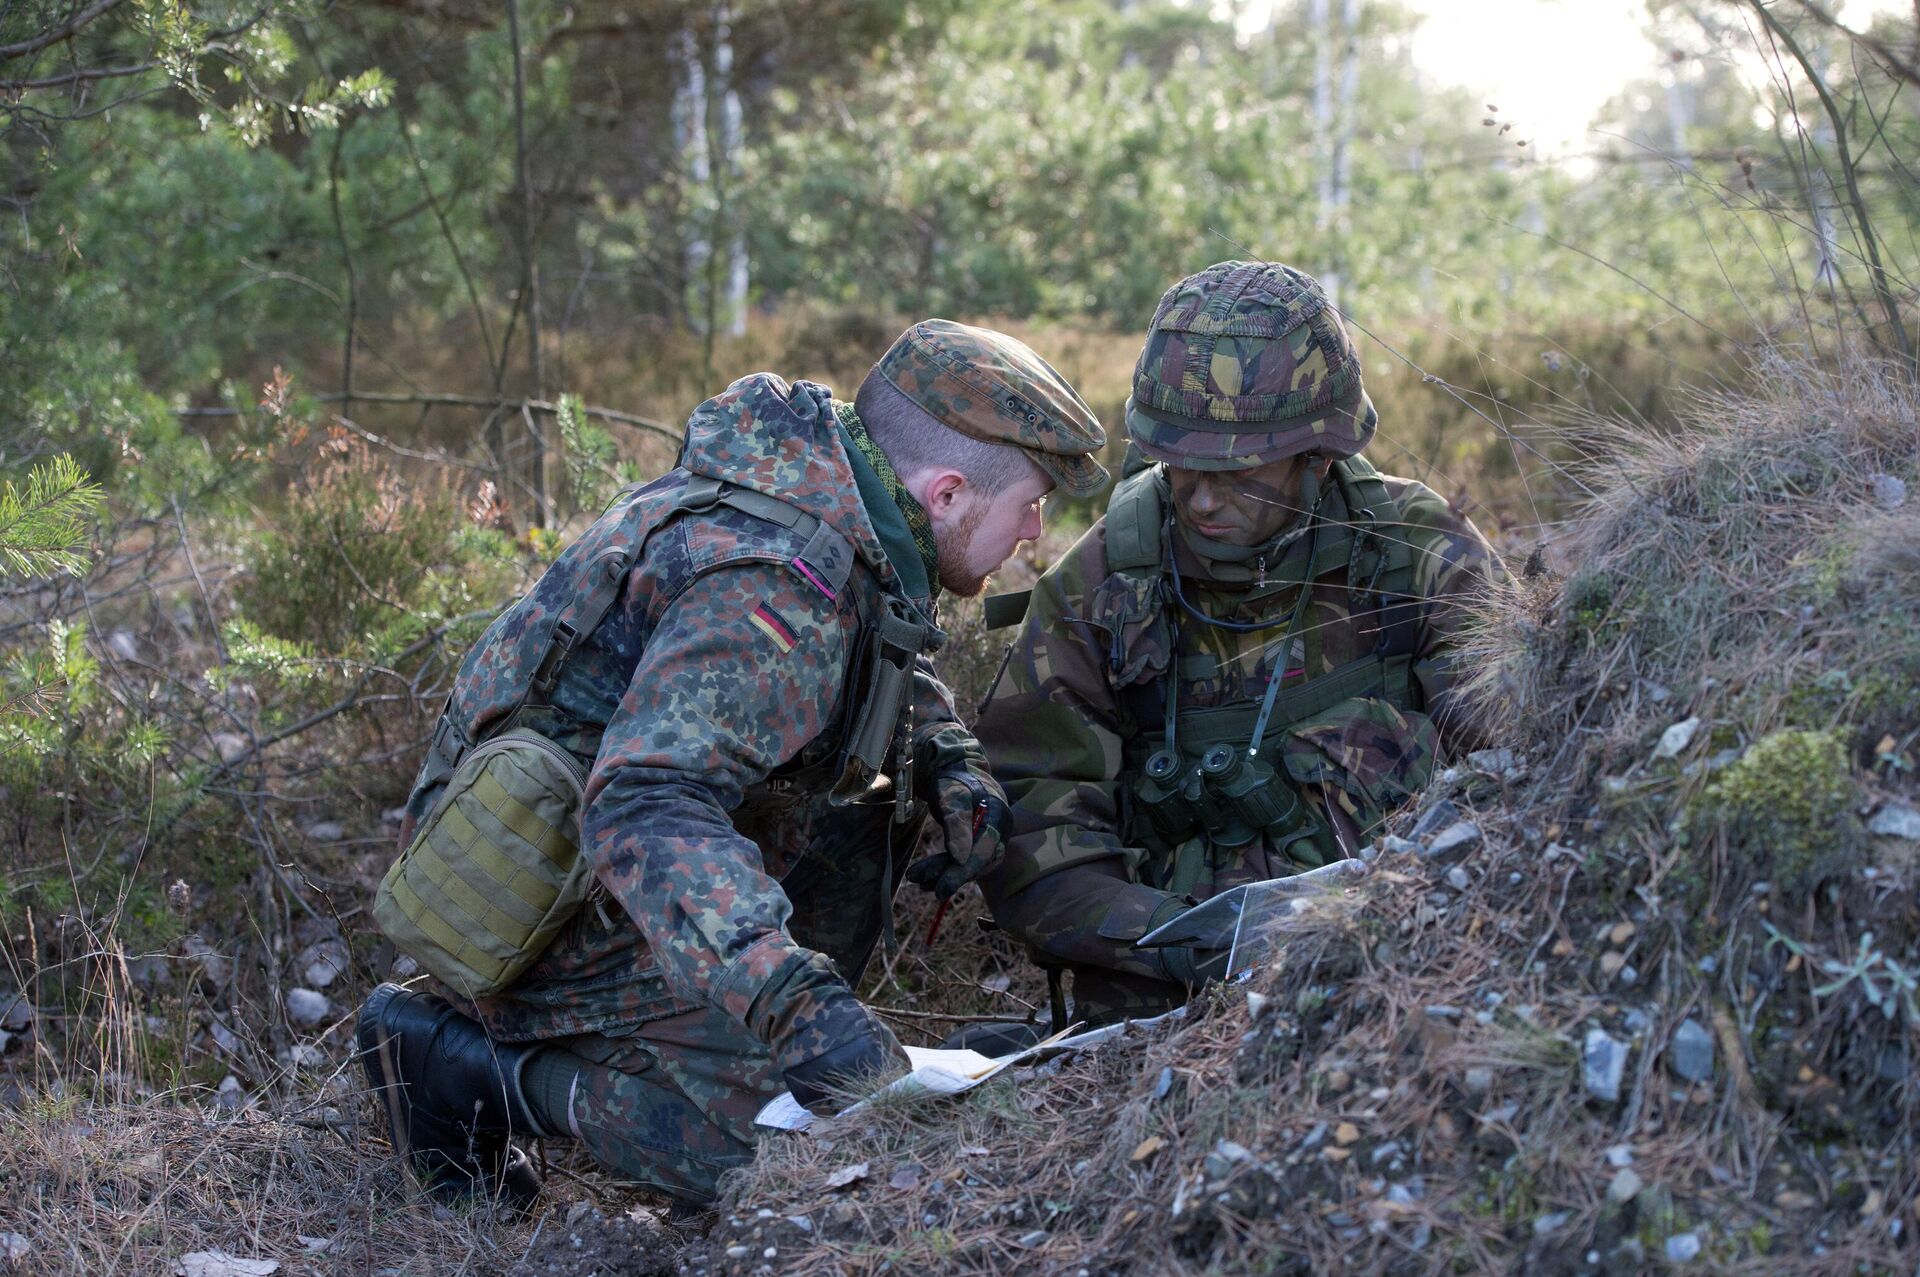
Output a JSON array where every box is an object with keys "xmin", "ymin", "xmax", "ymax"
[{"xmin": 175, "ymin": 391, "xmax": 681, "ymax": 442}]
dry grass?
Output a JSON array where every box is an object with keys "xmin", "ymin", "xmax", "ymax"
[
  {"xmin": 706, "ymin": 349, "xmax": 1920, "ymax": 1275},
  {"xmin": 0, "ymin": 1097, "xmax": 538, "ymax": 1276}
]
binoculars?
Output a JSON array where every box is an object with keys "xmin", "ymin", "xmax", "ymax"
[{"xmin": 1134, "ymin": 743, "xmax": 1302, "ymax": 849}]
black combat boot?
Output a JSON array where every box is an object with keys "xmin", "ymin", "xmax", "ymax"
[{"xmin": 356, "ymin": 982, "xmax": 548, "ymax": 1209}]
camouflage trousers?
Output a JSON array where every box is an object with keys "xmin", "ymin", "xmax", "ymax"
[{"xmin": 527, "ymin": 1003, "xmax": 780, "ymax": 1204}]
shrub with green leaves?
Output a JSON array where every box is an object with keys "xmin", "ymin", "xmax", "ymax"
[{"xmin": 234, "ymin": 435, "xmax": 520, "ymax": 664}]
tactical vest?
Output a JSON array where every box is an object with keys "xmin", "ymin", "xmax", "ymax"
[
  {"xmin": 992, "ymin": 455, "xmax": 1422, "ymax": 896},
  {"xmin": 378, "ymin": 470, "xmax": 935, "ymax": 996}
]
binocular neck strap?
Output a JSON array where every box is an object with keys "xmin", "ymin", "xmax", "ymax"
[{"xmin": 1247, "ymin": 505, "xmax": 1323, "ymax": 760}]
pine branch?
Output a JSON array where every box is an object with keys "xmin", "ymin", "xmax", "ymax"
[{"xmin": 0, "ymin": 455, "xmax": 104, "ymax": 578}]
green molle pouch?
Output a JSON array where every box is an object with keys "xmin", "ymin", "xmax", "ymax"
[{"xmin": 373, "ymin": 728, "xmax": 593, "ymax": 997}]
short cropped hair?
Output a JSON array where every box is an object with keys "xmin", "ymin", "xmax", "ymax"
[{"xmin": 855, "ymin": 372, "xmax": 1037, "ymax": 494}]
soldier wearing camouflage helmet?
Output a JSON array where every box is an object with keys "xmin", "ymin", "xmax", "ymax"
[
  {"xmin": 356, "ymin": 321, "xmax": 1104, "ymax": 1206},
  {"xmin": 967, "ymin": 261, "xmax": 1505, "ymax": 1036}
]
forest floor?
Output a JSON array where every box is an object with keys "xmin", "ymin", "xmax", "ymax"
[{"xmin": 2, "ymin": 353, "xmax": 1916, "ymax": 1276}]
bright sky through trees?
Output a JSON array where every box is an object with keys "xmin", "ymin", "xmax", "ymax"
[{"xmin": 1227, "ymin": 0, "xmax": 1909, "ymax": 163}]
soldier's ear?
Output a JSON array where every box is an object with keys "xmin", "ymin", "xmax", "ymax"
[{"xmin": 914, "ymin": 469, "xmax": 969, "ymax": 520}]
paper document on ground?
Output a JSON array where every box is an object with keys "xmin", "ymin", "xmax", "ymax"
[{"xmin": 755, "ymin": 1030, "xmax": 1077, "ymax": 1131}]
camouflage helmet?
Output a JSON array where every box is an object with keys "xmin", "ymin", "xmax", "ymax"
[{"xmin": 1125, "ymin": 261, "xmax": 1376, "ymax": 471}]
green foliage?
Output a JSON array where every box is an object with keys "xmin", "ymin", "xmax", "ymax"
[
  {"xmin": 1692, "ymin": 728, "xmax": 1862, "ymax": 884},
  {"xmin": 554, "ymin": 394, "xmax": 629, "ymax": 519},
  {"xmin": 0, "ymin": 456, "xmax": 103, "ymax": 578},
  {"xmin": 233, "ymin": 437, "xmax": 518, "ymax": 665}
]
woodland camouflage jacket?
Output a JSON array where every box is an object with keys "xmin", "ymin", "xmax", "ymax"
[
  {"xmin": 395, "ymin": 375, "xmax": 983, "ymax": 1068},
  {"xmin": 976, "ymin": 465, "xmax": 1503, "ymax": 985}
]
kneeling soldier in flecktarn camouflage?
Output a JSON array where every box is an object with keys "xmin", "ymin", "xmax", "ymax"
[
  {"xmin": 965, "ymin": 262, "xmax": 1507, "ymax": 1045},
  {"xmin": 356, "ymin": 321, "xmax": 1105, "ymax": 1208}
]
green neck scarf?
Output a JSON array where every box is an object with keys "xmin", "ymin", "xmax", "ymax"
[{"xmin": 836, "ymin": 401, "xmax": 941, "ymax": 600}]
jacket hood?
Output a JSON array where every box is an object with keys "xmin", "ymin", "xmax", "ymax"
[{"xmin": 678, "ymin": 373, "xmax": 902, "ymax": 591}]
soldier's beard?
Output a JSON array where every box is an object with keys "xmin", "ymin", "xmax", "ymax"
[{"xmin": 935, "ymin": 501, "xmax": 993, "ymax": 598}]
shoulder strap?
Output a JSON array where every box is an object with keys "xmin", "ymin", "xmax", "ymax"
[
  {"xmin": 422, "ymin": 474, "xmax": 863, "ymax": 790},
  {"xmin": 1331, "ymin": 456, "xmax": 1422, "ymax": 704},
  {"xmin": 1105, "ymin": 464, "xmax": 1167, "ymax": 576}
]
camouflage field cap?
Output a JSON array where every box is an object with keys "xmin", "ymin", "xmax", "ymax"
[
  {"xmin": 1125, "ymin": 261, "xmax": 1376, "ymax": 471},
  {"xmin": 876, "ymin": 319, "xmax": 1109, "ymax": 497}
]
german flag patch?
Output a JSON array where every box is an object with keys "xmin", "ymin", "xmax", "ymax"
[{"xmin": 748, "ymin": 601, "xmax": 798, "ymax": 654}]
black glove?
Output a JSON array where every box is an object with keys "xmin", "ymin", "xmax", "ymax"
[
  {"xmin": 778, "ymin": 986, "xmax": 910, "ymax": 1115},
  {"xmin": 1159, "ymin": 943, "xmax": 1232, "ymax": 990},
  {"xmin": 904, "ymin": 767, "xmax": 1012, "ymax": 900}
]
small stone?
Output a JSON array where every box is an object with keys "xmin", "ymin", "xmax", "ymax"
[
  {"xmin": 0, "ymin": 993, "xmax": 29, "ymax": 1032},
  {"xmin": 1153, "ymin": 1066, "xmax": 1175, "ymax": 1100},
  {"xmin": 1869, "ymin": 472, "xmax": 1907, "ymax": 510},
  {"xmin": 1668, "ymin": 1018, "xmax": 1715, "ymax": 1083},
  {"xmin": 1423, "ymin": 822, "xmax": 1484, "ymax": 863},
  {"xmin": 785, "ymin": 1216, "xmax": 812, "ymax": 1233},
  {"xmin": 1608, "ymin": 1168, "xmax": 1644, "ymax": 1202},
  {"xmin": 1, "ymin": 1232, "xmax": 29, "ymax": 1263},
  {"xmin": 285, "ymin": 988, "xmax": 330, "ymax": 1027},
  {"xmin": 212, "ymin": 732, "xmax": 250, "ymax": 762},
  {"xmin": 1467, "ymin": 748, "xmax": 1515, "ymax": 773},
  {"xmin": 1016, "ymin": 1230, "xmax": 1049, "ymax": 1249},
  {"xmin": 1867, "ymin": 802, "xmax": 1920, "ymax": 840},
  {"xmin": 1410, "ymin": 799, "xmax": 1460, "ymax": 842},
  {"xmin": 1245, "ymin": 991, "xmax": 1272, "ymax": 1020},
  {"xmin": 1335, "ymin": 1122, "xmax": 1360, "ymax": 1145},
  {"xmin": 1606, "ymin": 1145, "xmax": 1635, "ymax": 1167},
  {"xmin": 1445, "ymin": 866, "xmax": 1471, "ymax": 891},
  {"xmin": 304, "ymin": 820, "xmax": 346, "ymax": 842},
  {"xmin": 1654, "ymin": 717, "xmax": 1701, "ymax": 760},
  {"xmin": 1665, "ymin": 1232, "xmax": 1701, "ymax": 1263},
  {"xmin": 1463, "ymin": 1067, "xmax": 1493, "ymax": 1093},
  {"xmin": 1378, "ymin": 834, "xmax": 1419, "ymax": 857},
  {"xmin": 1533, "ymin": 1211, "xmax": 1570, "ymax": 1235},
  {"xmin": 724, "ymin": 1246, "xmax": 750, "ymax": 1260},
  {"xmin": 298, "ymin": 940, "xmax": 350, "ymax": 989},
  {"xmin": 762, "ymin": 1248, "xmax": 777, "ymax": 1260},
  {"xmin": 1583, "ymin": 1029, "xmax": 1628, "ymax": 1104},
  {"xmin": 1600, "ymin": 952, "xmax": 1627, "ymax": 977},
  {"xmin": 1424, "ymin": 1004, "xmax": 1462, "ymax": 1020}
]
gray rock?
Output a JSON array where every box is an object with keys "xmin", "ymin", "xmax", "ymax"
[
  {"xmin": 1410, "ymin": 799, "xmax": 1460, "ymax": 842},
  {"xmin": 211, "ymin": 732, "xmax": 250, "ymax": 762},
  {"xmin": 182, "ymin": 937, "xmax": 232, "ymax": 990},
  {"xmin": 1463, "ymin": 1067, "xmax": 1494, "ymax": 1094},
  {"xmin": 298, "ymin": 940, "xmax": 350, "ymax": 989},
  {"xmin": 1668, "ymin": 1018, "xmax": 1715, "ymax": 1083},
  {"xmin": 0, "ymin": 1232, "xmax": 29, "ymax": 1263},
  {"xmin": 1583, "ymin": 1029, "xmax": 1629, "ymax": 1104},
  {"xmin": 1654, "ymin": 717, "xmax": 1701, "ymax": 760},
  {"xmin": 1445, "ymin": 866, "xmax": 1472, "ymax": 891},
  {"xmin": 1467, "ymin": 748, "xmax": 1515, "ymax": 774},
  {"xmin": 286, "ymin": 987, "xmax": 330, "ymax": 1027},
  {"xmin": 1423, "ymin": 822, "xmax": 1484, "ymax": 863},
  {"xmin": 1665, "ymin": 1232, "xmax": 1701, "ymax": 1263},
  {"xmin": 304, "ymin": 820, "xmax": 346, "ymax": 842},
  {"xmin": 1867, "ymin": 802, "xmax": 1920, "ymax": 840},
  {"xmin": 0, "ymin": 992, "xmax": 29, "ymax": 1032},
  {"xmin": 1533, "ymin": 1211, "xmax": 1570, "ymax": 1236},
  {"xmin": 1605, "ymin": 1144, "xmax": 1634, "ymax": 1167},
  {"xmin": 1378, "ymin": 834, "xmax": 1419, "ymax": 857},
  {"xmin": 1608, "ymin": 1168, "xmax": 1644, "ymax": 1203},
  {"xmin": 1016, "ymin": 1231, "xmax": 1049, "ymax": 1249},
  {"xmin": 1870, "ymin": 472, "xmax": 1907, "ymax": 510}
]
